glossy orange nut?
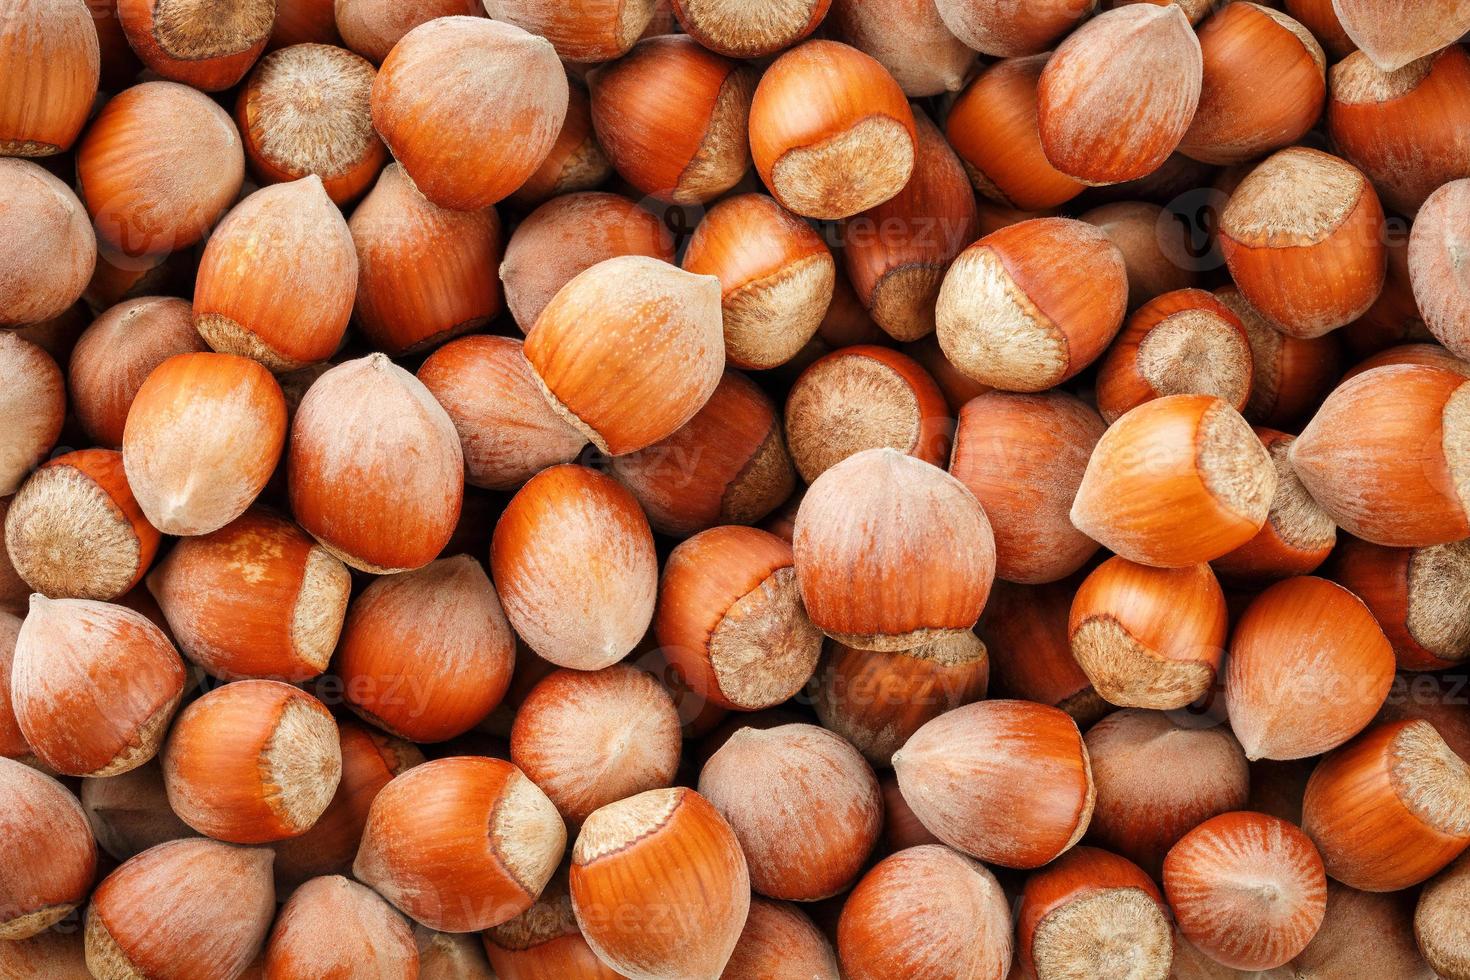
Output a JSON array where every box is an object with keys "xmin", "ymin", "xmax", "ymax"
[
  {"xmin": 0, "ymin": 0, "xmax": 98, "ymax": 156},
  {"xmin": 0, "ymin": 757, "xmax": 97, "ymax": 940},
  {"xmin": 116, "ymin": 0, "xmax": 272, "ymax": 90}
]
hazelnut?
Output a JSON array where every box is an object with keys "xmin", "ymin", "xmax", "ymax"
[
  {"xmin": 588, "ymin": 35, "xmax": 755, "ymax": 204},
  {"xmin": 491, "ymin": 464, "xmax": 657, "ymax": 671},
  {"xmin": 67, "ymin": 297, "xmax": 209, "ymax": 449},
  {"xmin": 0, "ymin": 611, "xmax": 30, "ymax": 762},
  {"xmin": 270, "ymin": 0, "xmax": 340, "ymax": 47},
  {"xmin": 655, "ymin": 525, "xmax": 822, "ymax": 713},
  {"xmin": 481, "ymin": 871, "xmax": 623, "ymax": 980},
  {"xmin": 289, "ymin": 353, "xmax": 464, "ymax": 573},
  {"xmin": 1295, "ymin": 883, "xmax": 1429, "ymax": 979},
  {"xmin": 1216, "ymin": 285, "xmax": 1343, "ymax": 430},
  {"xmin": 785, "ymin": 345, "xmax": 951, "ymax": 483},
  {"xmin": 0, "ymin": 159, "xmax": 96, "ymax": 327},
  {"xmin": 193, "ymin": 177, "xmax": 358, "ymax": 372},
  {"xmin": 570, "ymin": 787, "xmax": 749, "ymax": 979},
  {"xmin": 699, "ymin": 723, "xmax": 882, "ymax": 900},
  {"xmin": 827, "ymin": 0, "xmax": 975, "ymax": 97},
  {"xmin": 76, "ymin": 81, "xmax": 245, "ymax": 257},
  {"xmin": 5, "ymin": 448, "xmax": 161, "ymax": 602},
  {"xmin": 683, "ymin": 193, "xmax": 835, "ymax": 369},
  {"xmin": 116, "ymin": 0, "xmax": 273, "ymax": 91},
  {"xmin": 724, "ymin": 897, "xmax": 839, "ymax": 980},
  {"xmin": 84, "ymin": 838, "xmax": 275, "ymax": 980},
  {"xmin": 508, "ymin": 80, "xmax": 611, "ymax": 208},
  {"xmin": 81, "ymin": 759, "xmax": 197, "ymax": 862},
  {"xmin": 1415, "ymin": 851, "xmax": 1470, "ymax": 980},
  {"xmin": 893, "ymin": 699, "xmax": 1094, "ymax": 868},
  {"xmin": 1284, "ymin": 0, "xmax": 1357, "ymax": 58},
  {"xmin": 0, "ymin": 925, "xmax": 90, "ymax": 978},
  {"xmin": 1036, "ymin": 5, "xmax": 1203, "ymax": 185},
  {"xmin": 334, "ymin": 0, "xmax": 480, "ymax": 64},
  {"xmin": 0, "ymin": 334, "xmax": 64, "ymax": 497},
  {"xmin": 123, "ymin": 352, "xmax": 287, "ymax": 537},
  {"xmin": 748, "ymin": 40, "xmax": 917, "ymax": 220},
  {"xmin": 482, "ymin": 0, "xmax": 658, "ymax": 61},
  {"xmin": 1329, "ymin": 0, "xmax": 1470, "ymax": 72},
  {"xmin": 1409, "ymin": 178, "xmax": 1470, "ymax": 359},
  {"xmin": 12, "ymin": 596, "xmax": 185, "ymax": 777},
  {"xmin": 264, "ymin": 875, "xmax": 417, "ymax": 979},
  {"xmin": 0, "ymin": 758, "xmax": 97, "ymax": 939},
  {"xmin": 934, "ymin": 0, "xmax": 1087, "ymax": 55},
  {"xmin": 1211, "ymin": 429, "xmax": 1338, "ymax": 584},
  {"xmin": 670, "ymin": 0, "xmax": 828, "ymax": 57},
  {"xmin": 146, "ymin": 508, "xmax": 350, "ymax": 682},
  {"xmin": 936, "ymin": 217, "xmax": 1128, "ymax": 391},
  {"xmin": 794, "ymin": 448, "xmax": 995, "ymax": 652},
  {"xmin": 949, "ymin": 390, "xmax": 1105, "ymax": 584},
  {"xmin": 355, "ymin": 756, "xmax": 566, "ymax": 933},
  {"xmin": 0, "ymin": 0, "xmax": 99, "ymax": 156},
  {"xmin": 838, "ymin": 845, "xmax": 1011, "ymax": 980},
  {"xmin": 1328, "ymin": 535, "xmax": 1470, "ymax": 671},
  {"xmin": 370, "ymin": 17, "xmax": 568, "ymax": 211},
  {"xmin": 979, "ymin": 579, "xmax": 1110, "ymax": 728},
  {"xmin": 1081, "ymin": 201, "xmax": 1201, "ymax": 310}
]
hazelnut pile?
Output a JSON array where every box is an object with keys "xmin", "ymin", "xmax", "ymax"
[{"xmin": 4, "ymin": 0, "xmax": 1470, "ymax": 977}]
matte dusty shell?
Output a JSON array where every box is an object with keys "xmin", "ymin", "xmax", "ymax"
[
  {"xmin": 0, "ymin": 159, "xmax": 95, "ymax": 326},
  {"xmin": 1409, "ymin": 178, "xmax": 1470, "ymax": 360},
  {"xmin": 76, "ymin": 81, "xmax": 245, "ymax": 257},
  {"xmin": 793, "ymin": 448, "xmax": 995, "ymax": 652},
  {"xmin": 194, "ymin": 177, "xmax": 358, "ymax": 372},
  {"xmin": 417, "ymin": 336, "xmax": 584, "ymax": 491},
  {"xmin": 481, "ymin": 871, "xmax": 624, "ymax": 980},
  {"xmin": 523, "ymin": 255, "xmax": 724, "ymax": 456},
  {"xmin": 723, "ymin": 898, "xmax": 838, "ymax": 980},
  {"xmin": 0, "ymin": 334, "xmax": 64, "ymax": 496},
  {"xmin": 510, "ymin": 665, "xmax": 680, "ymax": 825},
  {"xmin": 935, "ymin": 0, "xmax": 1086, "ymax": 55},
  {"xmin": 683, "ymin": 193, "xmax": 834, "ymax": 369},
  {"xmin": 491, "ymin": 464, "xmax": 657, "ymax": 671},
  {"xmin": 0, "ymin": 924, "xmax": 91, "ymax": 978},
  {"xmin": 785, "ymin": 344, "xmax": 950, "ymax": 484},
  {"xmin": 0, "ymin": 758, "xmax": 97, "ymax": 940},
  {"xmin": 1330, "ymin": 0, "xmax": 1470, "ymax": 72},
  {"xmin": 236, "ymin": 42, "xmax": 386, "ymax": 205},
  {"xmin": 264, "ymin": 875, "xmax": 417, "ymax": 979},
  {"xmin": 936, "ymin": 217, "xmax": 1128, "ymax": 391},
  {"xmin": 0, "ymin": 612, "xmax": 29, "ymax": 760},
  {"xmin": 1290, "ymin": 363, "xmax": 1470, "ymax": 547},
  {"xmin": 335, "ymin": 0, "xmax": 479, "ymax": 63},
  {"xmin": 1218, "ymin": 147, "xmax": 1387, "ymax": 338},
  {"xmin": 1215, "ymin": 285, "xmax": 1343, "ymax": 430},
  {"xmin": 1328, "ymin": 535, "xmax": 1470, "ymax": 671},
  {"xmin": 5, "ymin": 448, "xmax": 160, "ymax": 602},
  {"xmin": 349, "ymin": 163, "xmax": 503, "ymax": 356},
  {"xmin": 146, "ymin": 509, "xmax": 349, "ymax": 682},
  {"xmin": 67, "ymin": 297, "xmax": 208, "ymax": 449},
  {"xmin": 1296, "ymin": 883, "xmax": 1429, "ymax": 979},
  {"xmin": 949, "ymin": 390, "xmax": 1104, "ymax": 584},
  {"xmin": 843, "ymin": 110, "xmax": 975, "ymax": 343},
  {"xmin": 893, "ymin": 699, "xmax": 1094, "ymax": 868},
  {"xmin": 1302, "ymin": 719, "xmax": 1470, "ymax": 891},
  {"xmin": 370, "ymin": 17, "xmax": 568, "ymax": 210},
  {"xmin": 946, "ymin": 55, "xmax": 1084, "ymax": 211},
  {"xmin": 610, "ymin": 370, "xmax": 794, "ymax": 537},
  {"xmin": 355, "ymin": 757, "xmax": 565, "ymax": 933},
  {"xmin": 336, "ymin": 556, "xmax": 515, "ymax": 743},
  {"xmin": 1068, "ymin": 559, "xmax": 1226, "ymax": 711},
  {"xmin": 1084, "ymin": 709, "xmax": 1249, "ymax": 879},
  {"xmin": 699, "ymin": 723, "xmax": 881, "ymax": 900},
  {"xmin": 827, "ymin": 0, "xmax": 974, "ymax": 97},
  {"xmin": 1415, "ymin": 850, "xmax": 1470, "ymax": 980},
  {"xmin": 837, "ymin": 844, "xmax": 1012, "ymax": 980},
  {"xmin": 12, "ymin": 596, "xmax": 185, "ymax": 777},
  {"xmin": 0, "ymin": 0, "xmax": 99, "ymax": 156},
  {"xmin": 748, "ymin": 40, "xmax": 917, "ymax": 220},
  {"xmin": 123, "ymin": 352, "xmax": 287, "ymax": 537},
  {"xmin": 812, "ymin": 632, "xmax": 989, "ymax": 767},
  {"xmin": 569, "ymin": 787, "xmax": 749, "ymax": 980},
  {"xmin": 419, "ymin": 926, "xmax": 497, "ymax": 980},
  {"xmin": 83, "ymin": 838, "xmax": 275, "ymax": 980},
  {"xmin": 483, "ymin": 0, "xmax": 657, "ymax": 61},
  {"xmin": 81, "ymin": 759, "xmax": 197, "ymax": 862},
  {"xmin": 502, "ymin": 191, "xmax": 674, "ymax": 333},
  {"xmin": 1082, "ymin": 202, "xmax": 1201, "ymax": 311},
  {"xmin": 588, "ymin": 35, "xmax": 754, "ymax": 205},
  {"xmin": 670, "ymin": 0, "xmax": 828, "ymax": 57},
  {"xmin": 269, "ymin": 719, "xmax": 423, "ymax": 892},
  {"xmin": 654, "ymin": 526, "xmax": 821, "ymax": 712},
  {"xmin": 508, "ymin": 81, "xmax": 612, "ymax": 208},
  {"xmin": 1071, "ymin": 395, "xmax": 1276, "ymax": 567},
  {"xmin": 1036, "ymin": 5, "xmax": 1203, "ymax": 185},
  {"xmin": 1225, "ymin": 576, "xmax": 1394, "ymax": 761},
  {"xmin": 288, "ymin": 353, "xmax": 464, "ymax": 573},
  {"xmin": 1095, "ymin": 288, "xmax": 1253, "ymax": 423},
  {"xmin": 163, "ymin": 680, "xmax": 341, "ymax": 844},
  {"xmin": 1017, "ymin": 846, "xmax": 1171, "ymax": 980},
  {"xmin": 1211, "ymin": 429, "xmax": 1337, "ymax": 584},
  {"xmin": 116, "ymin": 0, "xmax": 273, "ymax": 91},
  {"xmin": 1329, "ymin": 48, "xmax": 1470, "ymax": 218},
  {"xmin": 1179, "ymin": 3, "xmax": 1326, "ymax": 166},
  {"xmin": 978, "ymin": 579, "xmax": 1109, "ymax": 727}
]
